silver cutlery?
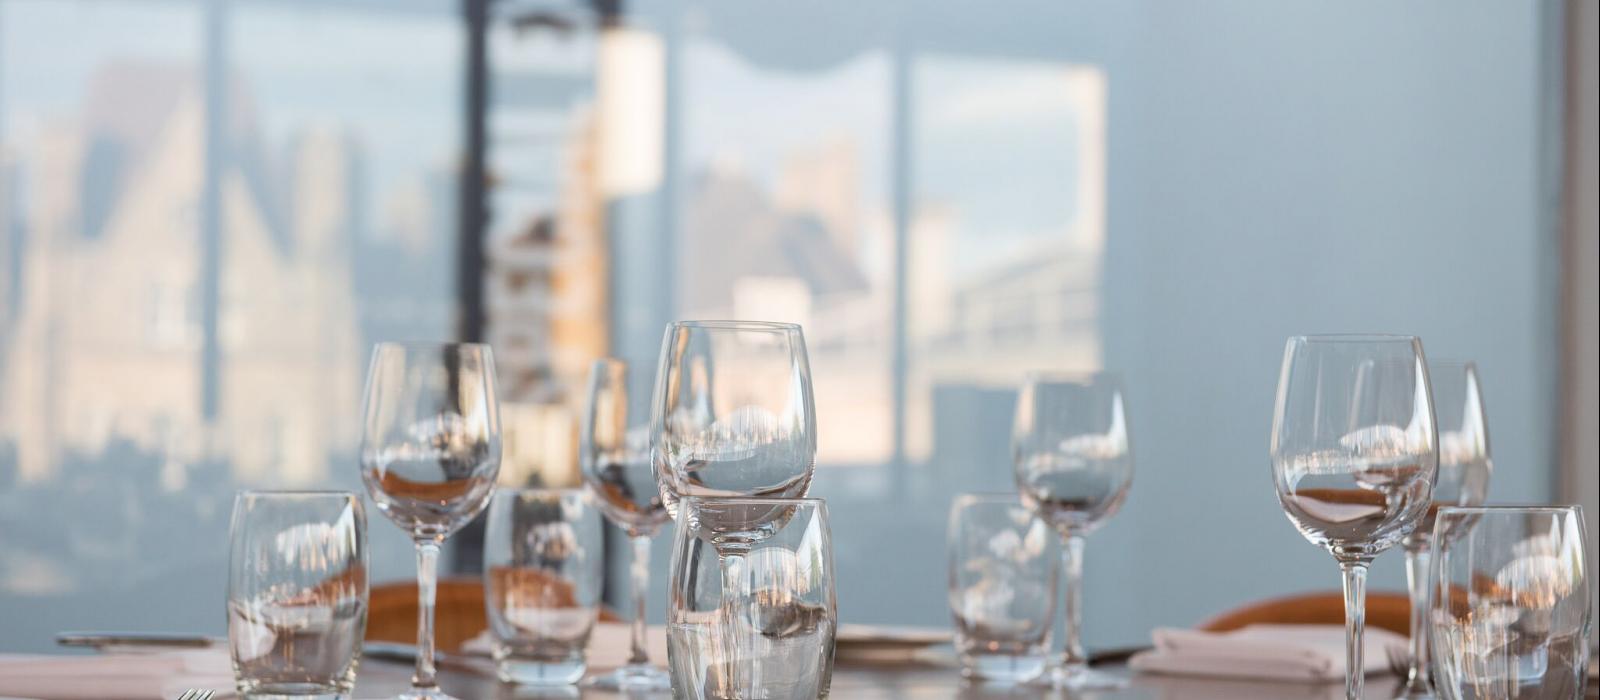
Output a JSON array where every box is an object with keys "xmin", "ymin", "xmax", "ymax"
[
  {"xmin": 57, "ymin": 632, "xmax": 217, "ymax": 651},
  {"xmin": 1385, "ymin": 643, "xmax": 1411, "ymax": 677},
  {"xmin": 362, "ymin": 642, "xmax": 496, "ymax": 678}
]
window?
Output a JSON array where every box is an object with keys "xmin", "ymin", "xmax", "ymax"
[
  {"xmin": 606, "ymin": 3, "xmax": 1562, "ymax": 644},
  {"xmin": 0, "ymin": 0, "xmax": 462, "ymax": 650}
]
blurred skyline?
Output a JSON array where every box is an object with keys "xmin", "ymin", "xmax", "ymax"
[{"xmin": 0, "ymin": 0, "xmax": 460, "ymax": 641}]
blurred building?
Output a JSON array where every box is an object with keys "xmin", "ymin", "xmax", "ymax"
[
  {"xmin": 484, "ymin": 18, "xmax": 610, "ymax": 487},
  {"xmin": 0, "ymin": 62, "xmax": 362, "ymax": 486}
]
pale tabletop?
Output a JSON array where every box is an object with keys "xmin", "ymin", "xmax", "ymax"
[{"xmin": 352, "ymin": 659, "xmax": 1461, "ymax": 699}]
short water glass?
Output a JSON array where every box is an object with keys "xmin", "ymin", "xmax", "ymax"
[
  {"xmin": 668, "ymin": 497, "xmax": 837, "ymax": 699},
  {"xmin": 947, "ymin": 494, "xmax": 1059, "ymax": 684},
  {"xmin": 483, "ymin": 489, "xmax": 604, "ymax": 685},
  {"xmin": 228, "ymin": 491, "xmax": 368, "ymax": 700},
  {"xmin": 1430, "ymin": 506, "xmax": 1591, "ymax": 700}
]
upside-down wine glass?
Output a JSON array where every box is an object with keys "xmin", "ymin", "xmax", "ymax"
[
  {"xmin": 360, "ymin": 342, "xmax": 502, "ymax": 700},
  {"xmin": 1012, "ymin": 371, "xmax": 1134, "ymax": 689},
  {"xmin": 1271, "ymin": 334, "xmax": 1438, "ymax": 700},
  {"xmin": 1398, "ymin": 361, "xmax": 1492, "ymax": 699},
  {"xmin": 580, "ymin": 358, "xmax": 673, "ymax": 690}
]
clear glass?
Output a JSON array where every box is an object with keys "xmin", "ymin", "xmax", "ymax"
[
  {"xmin": 650, "ymin": 320, "xmax": 817, "ymax": 520},
  {"xmin": 947, "ymin": 494, "xmax": 1059, "ymax": 684},
  {"xmin": 579, "ymin": 359, "xmax": 672, "ymax": 690},
  {"xmin": 359, "ymin": 342, "xmax": 502, "ymax": 700},
  {"xmin": 228, "ymin": 491, "xmax": 368, "ymax": 700},
  {"xmin": 1401, "ymin": 361, "xmax": 1494, "ymax": 698},
  {"xmin": 482, "ymin": 488, "xmax": 603, "ymax": 686},
  {"xmin": 1271, "ymin": 334, "xmax": 1440, "ymax": 700},
  {"xmin": 1430, "ymin": 506, "xmax": 1591, "ymax": 700},
  {"xmin": 1011, "ymin": 371, "xmax": 1132, "ymax": 689},
  {"xmin": 667, "ymin": 497, "xmax": 837, "ymax": 700}
]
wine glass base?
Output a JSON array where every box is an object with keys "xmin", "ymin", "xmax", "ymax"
[
  {"xmin": 1053, "ymin": 666, "xmax": 1127, "ymax": 690},
  {"xmin": 1395, "ymin": 683, "xmax": 1437, "ymax": 699},
  {"xmin": 391, "ymin": 687, "xmax": 461, "ymax": 700},
  {"xmin": 583, "ymin": 663, "xmax": 672, "ymax": 691}
]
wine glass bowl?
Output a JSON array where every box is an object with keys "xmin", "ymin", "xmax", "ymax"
[
  {"xmin": 1270, "ymin": 334, "xmax": 1439, "ymax": 700},
  {"xmin": 1403, "ymin": 360, "xmax": 1492, "ymax": 549},
  {"xmin": 361, "ymin": 344, "xmax": 501, "ymax": 541},
  {"xmin": 1012, "ymin": 372, "xmax": 1132, "ymax": 537},
  {"xmin": 582, "ymin": 359, "xmax": 671, "ymax": 537},
  {"xmin": 1271, "ymin": 339, "xmax": 1438, "ymax": 563},
  {"xmin": 360, "ymin": 341, "xmax": 501, "ymax": 700},
  {"xmin": 651, "ymin": 320, "xmax": 816, "ymax": 522}
]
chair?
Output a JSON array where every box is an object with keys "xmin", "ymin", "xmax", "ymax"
[
  {"xmin": 367, "ymin": 578, "xmax": 491, "ymax": 653},
  {"xmin": 1198, "ymin": 591, "xmax": 1412, "ymax": 636},
  {"xmin": 366, "ymin": 577, "xmax": 622, "ymax": 653}
]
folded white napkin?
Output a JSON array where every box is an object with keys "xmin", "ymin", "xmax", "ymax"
[
  {"xmin": 1129, "ymin": 624, "xmax": 1407, "ymax": 683},
  {"xmin": 462, "ymin": 622, "xmax": 669, "ymax": 671},
  {"xmin": 0, "ymin": 650, "xmax": 235, "ymax": 700}
]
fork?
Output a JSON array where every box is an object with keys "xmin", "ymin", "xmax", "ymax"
[
  {"xmin": 1385, "ymin": 643, "xmax": 1412, "ymax": 677},
  {"xmin": 177, "ymin": 690, "xmax": 214, "ymax": 700}
]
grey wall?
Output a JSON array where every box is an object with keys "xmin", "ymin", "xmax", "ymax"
[
  {"xmin": 1087, "ymin": 1, "xmax": 1558, "ymax": 644},
  {"xmin": 617, "ymin": 0, "xmax": 1565, "ymax": 649}
]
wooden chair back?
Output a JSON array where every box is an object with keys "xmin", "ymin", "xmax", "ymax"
[
  {"xmin": 1198, "ymin": 591, "xmax": 1412, "ymax": 636},
  {"xmin": 366, "ymin": 577, "xmax": 490, "ymax": 653},
  {"xmin": 366, "ymin": 575, "xmax": 621, "ymax": 653}
]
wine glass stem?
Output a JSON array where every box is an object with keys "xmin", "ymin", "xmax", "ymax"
[
  {"xmin": 1403, "ymin": 545, "xmax": 1433, "ymax": 694},
  {"xmin": 718, "ymin": 551, "xmax": 748, "ymax": 696},
  {"xmin": 628, "ymin": 534, "xmax": 653, "ymax": 666},
  {"xmin": 413, "ymin": 539, "xmax": 441, "ymax": 689},
  {"xmin": 1060, "ymin": 534, "xmax": 1088, "ymax": 676},
  {"xmin": 1340, "ymin": 561, "xmax": 1369, "ymax": 700}
]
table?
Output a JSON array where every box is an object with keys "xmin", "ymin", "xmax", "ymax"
[{"xmin": 355, "ymin": 658, "xmax": 1584, "ymax": 700}]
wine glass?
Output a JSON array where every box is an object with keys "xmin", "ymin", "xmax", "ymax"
[
  {"xmin": 1429, "ymin": 506, "xmax": 1590, "ymax": 700},
  {"xmin": 360, "ymin": 342, "xmax": 502, "ymax": 700},
  {"xmin": 1399, "ymin": 361, "xmax": 1492, "ymax": 699},
  {"xmin": 1271, "ymin": 334, "xmax": 1438, "ymax": 700},
  {"xmin": 1011, "ymin": 371, "xmax": 1133, "ymax": 689},
  {"xmin": 579, "ymin": 358, "xmax": 672, "ymax": 690},
  {"xmin": 650, "ymin": 320, "xmax": 816, "ymax": 521}
]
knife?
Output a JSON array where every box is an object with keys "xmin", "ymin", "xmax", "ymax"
[
  {"xmin": 56, "ymin": 632, "xmax": 219, "ymax": 650},
  {"xmin": 362, "ymin": 642, "xmax": 496, "ymax": 677}
]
